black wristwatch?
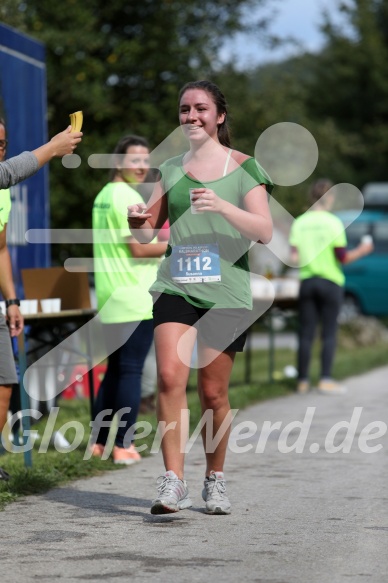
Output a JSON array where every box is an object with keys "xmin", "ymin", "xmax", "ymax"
[{"xmin": 5, "ymin": 299, "xmax": 21, "ymax": 308}]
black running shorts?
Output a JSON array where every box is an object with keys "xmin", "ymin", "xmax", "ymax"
[{"xmin": 152, "ymin": 292, "xmax": 250, "ymax": 352}]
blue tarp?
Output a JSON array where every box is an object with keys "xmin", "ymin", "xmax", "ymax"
[{"xmin": 0, "ymin": 23, "xmax": 50, "ymax": 296}]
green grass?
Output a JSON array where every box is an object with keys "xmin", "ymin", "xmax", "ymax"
[{"xmin": 1, "ymin": 341, "xmax": 387, "ymax": 510}]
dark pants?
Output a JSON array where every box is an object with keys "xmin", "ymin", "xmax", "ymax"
[
  {"xmin": 92, "ymin": 319, "xmax": 154, "ymax": 448},
  {"xmin": 298, "ymin": 277, "xmax": 344, "ymax": 380}
]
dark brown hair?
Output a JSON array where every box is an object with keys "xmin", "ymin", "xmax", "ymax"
[
  {"xmin": 178, "ymin": 80, "xmax": 231, "ymax": 148},
  {"xmin": 109, "ymin": 134, "xmax": 149, "ymax": 181},
  {"xmin": 308, "ymin": 178, "xmax": 334, "ymax": 205}
]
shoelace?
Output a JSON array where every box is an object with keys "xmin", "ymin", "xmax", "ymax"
[
  {"xmin": 205, "ymin": 476, "xmax": 227, "ymax": 500},
  {"xmin": 156, "ymin": 475, "xmax": 182, "ymax": 496}
]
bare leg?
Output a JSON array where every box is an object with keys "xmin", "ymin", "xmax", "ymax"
[
  {"xmin": 197, "ymin": 345, "xmax": 235, "ymax": 476},
  {"xmin": 154, "ymin": 322, "xmax": 197, "ymax": 479},
  {"xmin": 0, "ymin": 385, "xmax": 12, "ymax": 434}
]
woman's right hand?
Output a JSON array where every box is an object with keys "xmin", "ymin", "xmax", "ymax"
[
  {"xmin": 50, "ymin": 126, "xmax": 83, "ymax": 157},
  {"xmin": 359, "ymin": 240, "xmax": 374, "ymax": 256}
]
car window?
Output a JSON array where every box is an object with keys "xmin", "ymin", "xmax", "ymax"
[{"xmin": 373, "ymin": 221, "xmax": 388, "ymax": 253}]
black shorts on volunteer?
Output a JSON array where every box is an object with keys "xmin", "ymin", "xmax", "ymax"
[{"xmin": 152, "ymin": 292, "xmax": 250, "ymax": 352}]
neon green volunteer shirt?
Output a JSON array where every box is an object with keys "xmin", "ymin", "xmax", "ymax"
[
  {"xmin": 289, "ymin": 210, "xmax": 347, "ymax": 287},
  {"xmin": 92, "ymin": 182, "xmax": 159, "ymax": 323},
  {"xmin": 0, "ymin": 189, "xmax": 11, "ymax": 232}
]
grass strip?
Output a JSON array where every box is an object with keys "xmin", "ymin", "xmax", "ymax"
[{"xmin": 1, "ymin": 342, "xmax": 387, "ymax": 510}]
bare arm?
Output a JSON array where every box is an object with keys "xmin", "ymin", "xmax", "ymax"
[
  {"xmin": 0, "ymin": 126, "xmax": 83, "ymax": 189},
  {"xmin": 222, "ymin": 185, "xmax": 272, "ymax": 243},
  {"xmin": 290, "ymin": 241, "xmax": 374, "ymax": 267},
  {"xmin": 289, "ymin": 246, "xmax": 299, "ymax": 265},
  {"xmin": 127, "ymin": 180, "xmax": 169, "ymax": 243},
  {"xmin": 127, "ymin": 239, "xmax": 168, "ymax": 258},
  {"xmin": 32, "ymin": 126, "xmax": 83, "ymax": 167},
  {"xmin": 0, "ymin": 227, "xmax": 23, "ymax": 336},
  {"xmin": 191, "ymin": 184, "xmax": 273, "ymax": 243},
  {"xmin": 342, "ymin": 241, "xmax": 374, "ymax": 264}
]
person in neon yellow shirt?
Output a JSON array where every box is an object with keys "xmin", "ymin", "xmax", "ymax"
[
  {"xmin": 0, "ymin": 119, "xmax": 23, "ymax": 481},
  {"xmin": 91, "ymin": 135, "xmax": 167, "ymax": 465},
  {"xmin": 0, "ymin": 117, "xmax": 82, "ymax": 481},
  {"xmin": 289, "ymin": 179, "xmax": 374, "ymax": 395}
]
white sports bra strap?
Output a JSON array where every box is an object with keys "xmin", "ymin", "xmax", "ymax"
[{"xmin": 222, "ymin": 148, "xmax": 233, "ymax": 177}]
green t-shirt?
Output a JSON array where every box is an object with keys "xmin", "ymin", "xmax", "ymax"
[
  {"xmin": 289, "ymin": 210, "xmax": 347, "ymax": 287},
  {"xmin": 92, "ymin": 182, "xmax": 160, "ymax": 323},
  {"xmin": 0, "ymin": 189, "xmax": 11, "ymax": 232},
  {"xmin": 150, "ymin": 155, "xmax": 273, "ymax": 309}
]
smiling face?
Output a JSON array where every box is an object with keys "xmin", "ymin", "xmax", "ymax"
[
  {"xmin": 119, "ymin": 145, "xmax": 150, "ymax": 184},
  {"xmin": 179, "ymin": 88, "xmax": 226, "ymax": 144}
]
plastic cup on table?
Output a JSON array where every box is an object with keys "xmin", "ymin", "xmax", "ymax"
[
  {"xmin": 19, "ymin": 300, "xmax": 30, "ymax": 315},
  {"xmin": 28, "ymin": 299, "xmax": 38, "ymax": 313},
  {"xmin": 40, "ymin": 298, "xmax": 62, "ymax": 313},
  {"xmin": 40, "ymin": 299, "xmax": 51, "ymax": 313},
  {"xmin": 51, "ymin": 298, "xmax": 61, "ymax": 312}
]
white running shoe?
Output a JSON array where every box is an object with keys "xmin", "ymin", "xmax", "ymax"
[
  {"xmin": 202, "ymin": 471, "xmax": 231, "ymax": 515},
  {"xmin": 151, "ymin": 470, "xmax": 192, "ymax": 514}
]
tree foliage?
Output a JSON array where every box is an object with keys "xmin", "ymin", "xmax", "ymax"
[
  {"xmin": 3, "ymin": 0, "xmax": 388, "ymax": 260},
  {"xmin": 219, "ymin": 0, "xmax": 388, "ymax": 215},
  {"xmin": 306, "ymin": 0, "xmax": 388, "ymax": 185},
  {"xmin": 3, "ymin": 0, "xmax": 268, "ymax": 260}
]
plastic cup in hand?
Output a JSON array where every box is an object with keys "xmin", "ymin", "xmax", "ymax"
[
  {"xmin": 361, "ymin": 234, "xmax": 373, "ymax": 245},
  {"xmin": 189, "ymin": 188, "xmax": 202, "ymax": 214}
]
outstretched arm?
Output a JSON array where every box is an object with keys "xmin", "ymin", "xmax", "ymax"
[
  {"xmin": 0, "ymin": 126, "xmax": 83, "ymax": 189},
  {"xmin": 340, "ymin": 240, "xmax": 374, "ymax": 264},
  {"xmin": 127, "ymin": 180, "xmax": 168, "ymax": 243},
  {"xmin": 32, "ymin": 126, "xmax": 82, "ymax": 167}
]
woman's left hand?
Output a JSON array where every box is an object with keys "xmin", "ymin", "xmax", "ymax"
[
  {"xmin": 7, "ymin": 305, "xmax": 24, "ymax": 337},
  {"xmin": 190, "ymin": 188, "xmax": 226, "ymax": 214}
]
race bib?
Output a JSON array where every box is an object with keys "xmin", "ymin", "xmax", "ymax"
[{"xmin": 170, "ymin": 244, "xmax": 221, "ymax": 283}]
